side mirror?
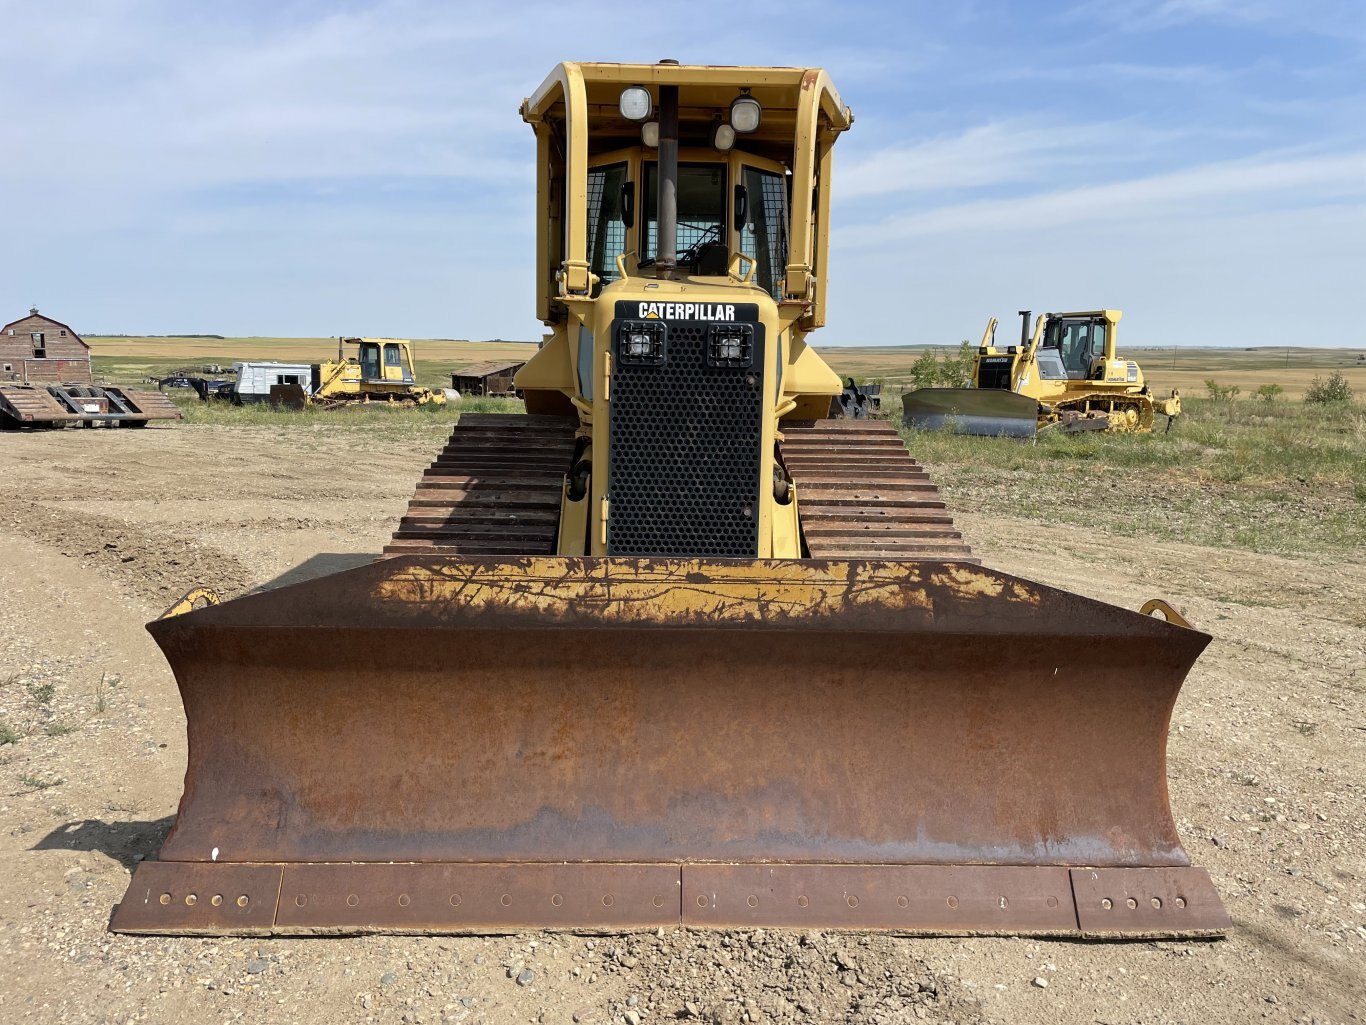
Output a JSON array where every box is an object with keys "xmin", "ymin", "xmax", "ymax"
[
  {"xmin": 621, "ymin": 181, "xmax": 635, "ymax": 229},
  {"xmin": 733, "ymin": 185, "xmax": 748, "ymax": 229}
]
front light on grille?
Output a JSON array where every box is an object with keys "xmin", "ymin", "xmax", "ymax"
[
  {"xmin": 615, "ymin": 321, "xmax": 666, "ymax": 365},
  {"xmin": 626, "ymin": 331, "xmax": 657, "ymax": 358},
  {"xmin": 707, "ymin": 324, "xmax": 753, "ymax": 367}
]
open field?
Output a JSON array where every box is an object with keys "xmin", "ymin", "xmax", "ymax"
[
  {"xmin": 1, "ymin": 352, "xmax": 1364, "ymax": 1025},
  {"xmin": 827, "ymin": 345, "xmax": 1366, "ymax": 401},
  {"xmin": 87, "ymin": 336, "xmax": 540, "ymax": 394},
  {"xmin": 88, "ymin": 336, "xmax": 1366, "ymax": 401}
]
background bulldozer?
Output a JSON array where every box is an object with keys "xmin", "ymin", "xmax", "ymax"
[
  {"xmin": 904, "ymin": 309, "xmax": 1181, "ymax": 437},
  {"xmin": 113, "ymin": 61, "xmax": 1227, "ymax": 938},
  {"xmin": 310, "ymin": 337, "xmax": 448, "ymax": 408},
  {"xmin": 237, "ymin": 337, "xmax": 447, "ymax": 408}
]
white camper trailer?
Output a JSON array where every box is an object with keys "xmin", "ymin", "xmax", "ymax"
[{"xmin": 231, "ymin": 362, "xmax": 316, "ymax": 405}]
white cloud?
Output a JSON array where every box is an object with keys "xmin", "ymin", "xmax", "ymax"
[
  {"xmin": 1069, "ymin": 0, "xmax": 1366, "ymax": 36},
  {"xmin": 840, "ymin": 148, "xmax": 1366, "ymax": 240},
  {"xmin": 824, "ymin": 200, "xmax": 1366, "ymax": 348},
  {"xmin": 838, "ymin": 119, "xmax": 1184, "ymax": 199},
  {"xmin": 1, "ymin": 1, "xmax": 1363, "ymax": 343}
]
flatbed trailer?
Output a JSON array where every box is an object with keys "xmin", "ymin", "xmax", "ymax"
[{"xmin": 0, "ymin": 383, "xmax": 183, "ymax": 428}]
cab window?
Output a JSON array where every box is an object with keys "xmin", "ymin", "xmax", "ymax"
[
  {"xmin": 360, "ymin": 343, "xmax": 381, "ymax": 378},
  {"xmin": 586, "ymin": 163, "xmax": 628, "ymax": 296},
  {"xmin": 739, "ymin": 167, "xmax": 789, "ymax": 300},
  {"xmin": 1043, "ymin": 319, "xmax": 1106, "ymax": 379},
  {"xmin": 642, "ymin": 162, "xmax": 726, "ymax": 268}
]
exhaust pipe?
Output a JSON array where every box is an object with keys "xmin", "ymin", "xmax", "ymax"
[
  {"xmin": 656, "ymin": 77, "xmax": 679, "ymax": 279},
  {"xmin": 1018, "ymin": 310, "xmax": 1031, "ymax": 347}
]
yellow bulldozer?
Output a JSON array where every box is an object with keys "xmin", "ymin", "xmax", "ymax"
[
  {"xmin": 903, "ymin": 309, "xmax": 1181, "ymax": 437},
  {"xmin": 264, "ymin": 337, "xmax": 447, "ymax": 408},
  {"xmin": 112, "ymin": 61, "xmax": 1227, "ymax": 938}
]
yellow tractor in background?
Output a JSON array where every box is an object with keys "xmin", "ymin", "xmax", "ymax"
[
  {"xmin": 311, "ymin": 337, "xmax": 447, "ymax": 407},
  {"xmin": 265, "ymin": 337, "xmax": 447, "ymax": 408},
  {"xmin": 112, "ymin": 61, "xmax": 1226, "ymax": 939},
  {"xmin": 903, "ymin": 309, "xmax": 1180, "ymax": 437}
]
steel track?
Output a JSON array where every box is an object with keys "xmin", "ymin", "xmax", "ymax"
[
  {"xmin": 384, "ymin": 413, "xmax": 578, "ymax": 557},
  {"xmin": 780, "ymin": 419, "xmax": 976, "ymax": 562},
  {"xmin": 389, "ymin": 415, "xmax": 975, "ymax": 562}
]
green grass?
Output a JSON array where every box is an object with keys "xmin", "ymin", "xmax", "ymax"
[
  {"xmin": 0, "ymin": 722, "xmax": 19, "ymax": 746},
  {"xmin": 17, "ymin": 773, "xmax": 64, "ymax": 792}
]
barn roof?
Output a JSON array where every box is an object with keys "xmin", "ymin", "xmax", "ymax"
[{"xmin": 1, "ymin": 309, "xmax": 87, "ymax": 348}]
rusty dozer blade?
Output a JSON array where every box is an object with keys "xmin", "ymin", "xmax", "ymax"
[
  {"xmin": 112, "ymin": 556, "xmax": 1228, "ymax": 937},
  {"xmin": 903, "ymin": 387, "xmax": 1040, "ymax": 438}
]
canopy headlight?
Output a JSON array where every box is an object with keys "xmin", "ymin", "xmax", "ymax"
[
  {"xmin": 730, "ymin": 95, "xmax": 762, "ymax": 133},
  {"xmin": 619, "ymin": 86, "xmax": 653, "ymax": 122},
  {"xmin": 641, "ymin": 120, "xmax": 659, "ymax": 148},
  {"xmin": 710, "ymin": 121, "xmax": 736, "ymax": 151}
]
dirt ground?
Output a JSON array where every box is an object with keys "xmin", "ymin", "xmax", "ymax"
[{"xmin": 1, "ymin": 423, "xmax": 1363, "ymax": 1025}]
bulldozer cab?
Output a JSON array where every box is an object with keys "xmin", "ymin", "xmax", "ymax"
[
  {"xmin": 1039, "ymin": 312, "xmax": 1116, "ymax": 381},
  {"xmin": 585, "ymin": 152, "xmax": 791, "ymax": 297},
  {"xmin": 354, "ymin": 338, "xmax": 416, "ymax": 384}
]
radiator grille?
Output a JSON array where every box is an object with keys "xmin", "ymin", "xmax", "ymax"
[{"xmin": 607, "ymin": 320, "xmax": 764, "ymax": 557}]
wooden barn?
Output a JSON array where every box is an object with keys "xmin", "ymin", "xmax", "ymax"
[
  {"xmin": 451, "ymin": 360, "xmax": 525, "ymax": 397},
  {"xmin": 0, "ymin": 308, "xmax": 92, "ymax": 385}
]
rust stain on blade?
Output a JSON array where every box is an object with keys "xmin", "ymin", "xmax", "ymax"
[
  {"xmin": 1071, "ymin": 867, "xmax": 1230, "ymax": 934},
  {"xmin": 275, "ymin": 863, "xmax": 679, "ymax": 932},
  {"xmin": 111, "ymin": 862, "xmax": 282, "ymax": 935},
  {"xmin": 684, "ymin": 865, "xmax": 1077, "ymax": 933},
  {"xmin": 120, "ymin": 554, "xmax": 1224, "ymax": 937}
]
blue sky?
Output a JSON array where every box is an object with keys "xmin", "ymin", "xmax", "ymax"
[{"xmin": 2, "ymin": 0, "xmax": 1363, "ymax": 346}]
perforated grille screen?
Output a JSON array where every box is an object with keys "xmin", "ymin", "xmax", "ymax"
[{"xmin": 607, "ymin": 305, "xmax": 765, "ymax": 557}]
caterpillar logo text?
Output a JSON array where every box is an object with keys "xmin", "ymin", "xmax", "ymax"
[{"xmin": 638, "ymin": 302, "xmax": 736, "ymax": 321}]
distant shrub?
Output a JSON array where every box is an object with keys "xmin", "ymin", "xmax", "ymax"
[
  {"xmin": 1305, "ymin": 370, "xmax": 1353, "ymax": 404},
  {"xmin": 909, "ymin": 350, "xmax": 940, "ymax": 390},
  {"xmin": 1204, "ymin": 379, "xmax": 1240, "ymax": 402},
  {"xmin": 937, "ymin": 340, "xmax": 976, "ymax": 389},
  {"xmin": 1254, "ymin": 383, "xmax": 1284, "ymax": 402}
]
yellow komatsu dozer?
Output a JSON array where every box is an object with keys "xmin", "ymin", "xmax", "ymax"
[
  {"xmin": 113, "ymin": 62, "xmax": 1227, "ymax": 938},
  {"xmin": 904, "ymin": 310, "xmax": 1182, "ymax": 437}
]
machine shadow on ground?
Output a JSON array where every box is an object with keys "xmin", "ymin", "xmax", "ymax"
[
  {"xmin": 33, "ymin": 817, "xmax": 175, "ymax": 872},
  {"xmin": 255, "ymin": 553, "xmax": 379, "ymax": 592}
]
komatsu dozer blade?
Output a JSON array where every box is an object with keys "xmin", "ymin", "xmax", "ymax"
[
  {"xmin": 112, "ymin": 556, "xmax": 1228, "ymax": 937},
  {"xmin": 903, "ymin": 388, "xmax": 1039, "ymax": 438}
]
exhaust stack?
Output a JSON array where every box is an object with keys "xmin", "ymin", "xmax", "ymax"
[{"xmin": 655, "ymin": 73, "xmax": 679, "ymax": 279}]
